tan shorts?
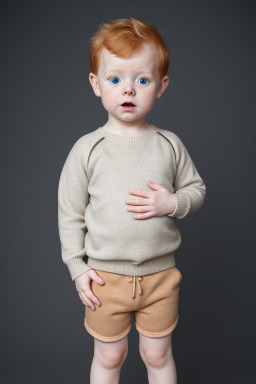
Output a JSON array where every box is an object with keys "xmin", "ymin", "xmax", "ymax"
[{"xmin": 84, "ymin": 266, "xmax": 182, "ymax": 343}]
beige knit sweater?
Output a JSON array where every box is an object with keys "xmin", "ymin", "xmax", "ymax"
[{"xmin": 58, "ymin": 124, "xmax": 206, "ymax": 281}]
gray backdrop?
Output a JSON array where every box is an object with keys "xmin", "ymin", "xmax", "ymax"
[{"xmin": 1, "ymin": 0, "xmax": 255, "ymax": 383}]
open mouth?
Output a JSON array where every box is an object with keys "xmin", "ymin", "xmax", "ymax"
[{"xmin": 121, "ymin": 102, "xmax": 135, "ymax": 106}]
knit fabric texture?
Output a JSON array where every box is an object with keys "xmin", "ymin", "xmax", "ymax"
[{"xmin": 58, "ymin": 124, "xmax": 206, "ymax": 281}]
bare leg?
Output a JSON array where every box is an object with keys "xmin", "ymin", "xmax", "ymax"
[
  {"xmin": 90, "ymin": 335, "xmax": 128, "ymax": 384},
  {"xmin": 139, "ymin": 332, "xmax": 177, "ymax": 384}
]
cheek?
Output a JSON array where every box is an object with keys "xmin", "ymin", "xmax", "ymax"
[
  {"xmin": 142, "ymin": 89, "xmax": 157, "ymax": 107},
  {"xmin": 101, "ymin": 88, "xmax": 118, "ymax": 109}
]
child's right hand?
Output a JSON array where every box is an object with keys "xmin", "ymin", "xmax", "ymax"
[{"xmin": 74, "ymin": 269, "xmax": 105, "ymax": 310}]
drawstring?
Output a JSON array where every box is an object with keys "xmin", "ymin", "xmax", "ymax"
[{"xmin": 128, "ymin": 275, "xmax": 143, "ymax": 298}]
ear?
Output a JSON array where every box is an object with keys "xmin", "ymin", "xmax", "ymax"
[
  {"xmin": 156, "ymin": 75, "xmax": 169, "ymax": 98},
  {"xmin": 89, "ymin": 72, "xmax": 101, "ymax": 97}
]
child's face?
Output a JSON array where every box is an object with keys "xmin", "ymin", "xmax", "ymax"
[{"xmin": 89, "ymin": 42, "xmax": 169, "ymax": 125}]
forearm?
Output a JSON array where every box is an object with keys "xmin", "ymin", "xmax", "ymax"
[{"xmin": 166, "ymin": 133, "xmax": 206, "ymax": 219}]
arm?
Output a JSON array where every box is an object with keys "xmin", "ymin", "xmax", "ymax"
[
  {"xmin": 167, "ymin": 134, "xmax": 206, "ymax": 219},
  {"xmin": 58, "ymin": 138, "xmax": 92, "ymax": 281}
]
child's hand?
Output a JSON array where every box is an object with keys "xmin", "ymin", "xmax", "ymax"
[
  {"xmin": 74, "ymin": 269, "xmax": 105, "ymax": 310},
  {"xmin": 125, "ymin": 180, "xmax": 177, "ymax": 219}
]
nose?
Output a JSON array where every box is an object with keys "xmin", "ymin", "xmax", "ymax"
[{"xmin": 122, "ymin": 82, "xmax": 135, "ymax": 96}]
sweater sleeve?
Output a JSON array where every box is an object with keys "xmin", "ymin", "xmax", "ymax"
[
  {"xmin": 167, "ymin": 134, "xmax": 206, "ymax": 219},
  {"xmin": 58, "ymin": 138, "xmax": 92, "ymax": 281}
]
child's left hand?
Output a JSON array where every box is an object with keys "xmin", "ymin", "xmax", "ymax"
[{"xmin": 125, "ymin": 180, "xmax": 177, "ymax": 219}]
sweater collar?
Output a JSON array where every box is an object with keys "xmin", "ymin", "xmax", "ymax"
[{"xmin": 97, "ymin": 124, "xmax": 157, "ymax": 143}]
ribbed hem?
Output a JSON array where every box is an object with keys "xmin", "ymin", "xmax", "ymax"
[
  {"xmin": 66, "ymin": 257, "xmax": 92, "ymax": 281},
  {"xmin": 135, "ymin": 315, "xmax": 179, "ymax": 338},
  {"xmin": 168, "ymin": 192, "xmax": 191, "ymax": 219},
  {"xmin": 97, "ymin": 124, "xmax": 157, "ymax": 143},
  {"xmin": 87, "ymin": 253, "xmax": 175, "ymax": 276}
]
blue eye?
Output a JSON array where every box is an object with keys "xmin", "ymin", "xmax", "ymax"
[
  {"xmin": 110, "ymin": 76, "xmax": 120, "ymax": 84},
  {"xmin": 139, "ymin": 77, "xmax": 149, "ymax": 84}
]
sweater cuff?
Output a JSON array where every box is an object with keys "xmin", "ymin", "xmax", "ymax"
[
  {"xmin": 66, "ymin": 258, "xmax": 92, "ymax": 281},
  {"xmin": 167, "ymin": 192, "xmax": 191, "ymax": 219},
  {"xmin": 167, "ymin": 195, "xmax": 178, "ymax": 216}
]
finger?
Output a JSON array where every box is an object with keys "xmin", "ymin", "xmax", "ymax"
[
  {"xmin": 78, "ymin": 292, "xmax": 85, "ymax": 304},
  {"xmin": 78, "ymin": 292, "xmax": 94, "ymax": 309},
  {"xmin": 129, "ymin": 189, "xmax": 151, "ymax": 198},
  {"xmin": 89, "ymin": 270, "xmax": 105, "ymax": 285},
  {"xmin": 84, "ymin": 296, "xmax": 96, "ymax": 311},
  {"xmin": 133, "ymin": 211, "xmax": 155, "ymax": 220},
  {"xmin": 125, "ymin": 198, "xmax": 150, "ymax": 206},
  {"xmin": 127, "ymin": 205, "xmax": 151, "ymax": 213},
  {"xmin": 147, "ymin": 180, "xmax": 164, "ymax": 191},
  {"xmin": 85, "ymin": 288, "xmax": 101, "ymax": 307},
  {"xmin": 81, "ymin": 289, "xmax": 100, "ymax": 310}
]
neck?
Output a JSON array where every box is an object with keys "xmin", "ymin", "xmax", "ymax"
[{"xmin": 103, "ymin": 116, "xmax": 151, "ymax": 135}]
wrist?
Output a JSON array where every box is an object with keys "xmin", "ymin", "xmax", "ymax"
[{"xmin": 168, "ymin": 195, "xmax": 177, "ymax": 215}]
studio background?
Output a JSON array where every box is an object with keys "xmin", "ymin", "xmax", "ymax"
[{"xmin": 1, "ymin": 1, "xmax": 255, "ymax": 383}]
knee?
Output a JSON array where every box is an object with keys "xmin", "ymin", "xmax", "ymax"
[
  {"xmin": 139, "ymin": 344, "xmax": 171, "ymax": 369},
  {"xmin": 95, "ymin": 343, "xmax": 128, "ymax": 370}
]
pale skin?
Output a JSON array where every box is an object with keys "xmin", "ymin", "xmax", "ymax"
[{"xmin": 75, "ymin": 42, "xmax": 178, "ymax": 383}]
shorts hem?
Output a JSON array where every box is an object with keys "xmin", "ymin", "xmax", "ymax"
[
  {"xmin": 84, "ymin": 318, "xmax": 131, "ymax": 343},
  {"xmin": 135, "ymin": 314, "xmax": 179, "ymax": 338}
]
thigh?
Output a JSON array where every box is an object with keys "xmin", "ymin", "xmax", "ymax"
[
  {"xmin": 134, "ymin": 266, "xmax": 182, "ymax": 338},
  {"xmin": 84, "ymin": 270, "xmax": 133, "ymax": 343}
]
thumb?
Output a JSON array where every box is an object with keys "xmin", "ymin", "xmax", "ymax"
[
  {"xmin": 147, "ymin": 180, "xmax": 162, "ymax": 191},
  {"xmin": 90, "ymin": 269, "xmax": 105, "ymax": 285}
]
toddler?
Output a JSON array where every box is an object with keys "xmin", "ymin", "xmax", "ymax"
[{"xmin": 58, "ymin": 18, "xmax": 206, "ymax": 384}]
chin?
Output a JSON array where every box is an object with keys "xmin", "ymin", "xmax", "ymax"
[{"xmin": 116, "ymin": 115, "xmax": 137, "ymax": 121}]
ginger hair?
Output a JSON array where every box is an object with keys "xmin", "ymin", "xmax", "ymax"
[{"xmin": 89, "ymin": 18, "xmax": 169, "ymax": 80}]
